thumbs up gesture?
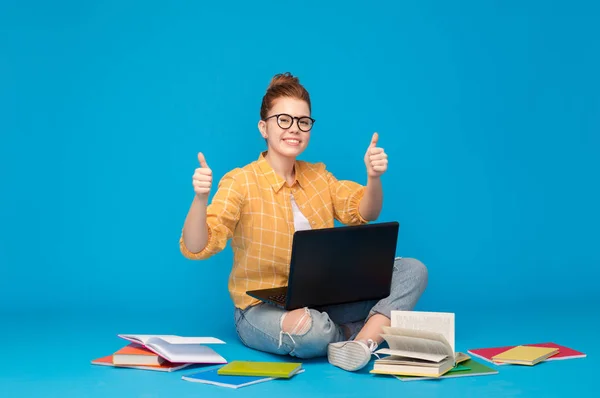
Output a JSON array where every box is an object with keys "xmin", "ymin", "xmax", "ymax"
[
  {"xmin": 193, "ymin": 152, "xmax": 213, "ymax": 200},
  {"xmin": 364, "ymin": 132, "xmax": 388, "ymax": 178}
]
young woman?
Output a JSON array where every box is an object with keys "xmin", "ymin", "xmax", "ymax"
[{"xmin": 180, "ymin": 73, "xmax": 428, "ymax": 371}]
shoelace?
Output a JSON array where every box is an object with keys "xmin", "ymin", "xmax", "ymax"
[
  {"xmin": 366, "ymin": 339, "xmax": 378, "ymax": 352},
  {"xmin": 366, "ymin": 339, "xmax": 380, "ymax": 359}
]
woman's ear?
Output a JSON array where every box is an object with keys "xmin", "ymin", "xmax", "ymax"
[{"xmin": 258, "ymin": 120, "xmax": 268, "ymax": 139}]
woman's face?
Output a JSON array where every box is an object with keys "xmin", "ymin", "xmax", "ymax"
[{"xmin": 258, "ymin": 97, "xmax": 312, "ymax": 159}]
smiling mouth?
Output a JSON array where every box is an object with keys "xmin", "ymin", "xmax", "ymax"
[{"xmin": 283, "ymin": 138, "xmax": 301, "ymax": 145}]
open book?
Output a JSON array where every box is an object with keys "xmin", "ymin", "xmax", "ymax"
[
  {"xmin": 117, "ymin": 334, "xmax": 227, "ymax": 364},
  {"xmin": 370, "ymin": 311, "xmax": 468, "ymax": 377}
]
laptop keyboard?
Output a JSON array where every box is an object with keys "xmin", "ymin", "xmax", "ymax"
[{"xmin": 267, "ymin": 292, "xmax": 287, "ymax": 305}]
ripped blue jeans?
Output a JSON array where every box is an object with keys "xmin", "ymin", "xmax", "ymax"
[{"xmin": 233, "ymin": 257, "xmax": 428, "ymax": 359}]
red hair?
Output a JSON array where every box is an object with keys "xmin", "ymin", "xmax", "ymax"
[{"xmin": 260, "ymin": 72, "xmax": 311, "ymax": 120}]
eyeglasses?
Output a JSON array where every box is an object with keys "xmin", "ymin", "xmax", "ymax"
[{"xmin": 263, "ymin": 113, "xmax": 315, "ymax": 132}]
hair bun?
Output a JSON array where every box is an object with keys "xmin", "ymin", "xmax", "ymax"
[
  {"xmin": 267, "ymin": 72, "xmax": 300, "ymax": 89},
  {"xmin": 260, "ymin": 72, "xmax": 311, "ymax": 120}
]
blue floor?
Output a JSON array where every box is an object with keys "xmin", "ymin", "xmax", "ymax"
[{"xmin": 1, "ymin": 305, "xmax": 597, "ymax": 398}]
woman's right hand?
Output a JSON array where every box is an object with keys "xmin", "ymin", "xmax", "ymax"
[{"xmin": 193, "ymin": 152, "xmax": 212, "ymax": 201}]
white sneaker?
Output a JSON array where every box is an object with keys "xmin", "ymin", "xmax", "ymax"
[{"xmin": 327, "ymin": 339, "xmax": 378, "ymax": 371}]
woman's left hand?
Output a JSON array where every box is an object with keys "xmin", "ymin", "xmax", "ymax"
[{"xmin": 364, "ymin": 132, "xmax": 388, "ymax": 178}]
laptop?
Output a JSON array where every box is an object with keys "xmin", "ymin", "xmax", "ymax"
[{"xmin": 246, "ymin": 221, "xmax": 399, "ymax": 310}]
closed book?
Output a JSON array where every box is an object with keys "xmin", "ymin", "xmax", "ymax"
[
  {"xmin": 113, "ymin": 343, "xmax": 164, "ymax": 366},
  {"xmin": 217, "ymin": 361, "xmax": 303, "ymax": 378},
  {"xmin": 91, "ymin": 355, "xmax": 190, "ymax": 372},
  {"xmin": 183, "ymin": 367, "xmax": 275, "ymax": 389},
  {"xmin": 492, "ymin": 345, "xmax": 558, "ymax": 365},
  {"xmin": 396, "ymin": 359, "xmax": 498, "ymax": 381}
]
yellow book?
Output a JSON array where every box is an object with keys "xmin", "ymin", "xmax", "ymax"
[
  {"xmin": 492, "ymin": 345, "xmax": 558, "ymax": 365},
  {"xmin": 217, "ymin": 361, "xmax": 303, "ymax": 378}
]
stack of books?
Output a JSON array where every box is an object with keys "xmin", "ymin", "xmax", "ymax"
[
  {"xmin": 369, "ymin": 311, "xmax": 586, "ymax": 382},
  {"xmin": 91, "ymin": 334, "xmax": 227, "ymax": 372},
  {"xmin": 369, "ymin": 311, "xmax": 485, "ymax": 380},
  {"xmin": 468, "ymin": 342, "xmax": 586, "ymax": 366}
]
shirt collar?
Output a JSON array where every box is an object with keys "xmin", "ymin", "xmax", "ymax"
[{"xmin": 257, "ymin": 151, "xmax": 306, "ymax": 193}]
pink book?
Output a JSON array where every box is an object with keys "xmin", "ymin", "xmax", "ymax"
[{"xmin": 468, "ymin": 342, "xmax": 586, "ymax": 365}]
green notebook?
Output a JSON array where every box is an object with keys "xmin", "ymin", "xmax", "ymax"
[
  {"xmin": 396, "ymin": 359, "xmax": 498, "ymax": 381},
  {"xmin": 217, "ymin": 361, "xmax": 303, "ymax": 378}
]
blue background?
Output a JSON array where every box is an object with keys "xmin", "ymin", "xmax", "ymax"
[{"xmin": 1, "ymin": 1, "xmax": 599, "ymax": 397}]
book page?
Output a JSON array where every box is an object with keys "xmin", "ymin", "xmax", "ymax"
[
  {"xmin": 382, "ymin": 326, "xmax": 450, "ymax": 346},
  {"xmin": 376, "ymin": 358, "xmax": 443, "ymax": 367},
  {"xmin": 375, "ymin": 348, "xmax": 448, "ymax": 362},
  {"xmin": 380, "ymin": 334, "xmax": 453, "ymax": 359},
  {"xmin": 390, "ymin": 311, "xmax": 455, "ymax": 353},
  {"xmin": 381, "ymin": 326, "xmax": 454, "ymax": 359},
  {"xmin": 119, "ymin": 334, "xmax": 225, "ymax": 345},
  {"xmin": 146, "ymin": 338, "xmax": 227, "ymax": 364},
  {"xmin": 152, "ymin": 335, "xmax": 225, "ymax": 345}
]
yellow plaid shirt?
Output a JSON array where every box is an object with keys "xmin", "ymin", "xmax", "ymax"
[{"xmin": 180, "ymin": 151, "xmax": 367, "ymax": 309}]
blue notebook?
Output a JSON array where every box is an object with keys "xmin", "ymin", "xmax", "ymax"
[{"xmin": 182, "ymin": 367, "xmax": 274, "ymax": 389}]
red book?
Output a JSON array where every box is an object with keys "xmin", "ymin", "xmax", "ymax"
[{"xmin": 468, "ymin": 342, "xmax": 586, "ymax": 365}]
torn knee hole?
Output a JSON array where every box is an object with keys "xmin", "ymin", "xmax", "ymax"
[{"xmin": 281, "ymin": 307, "xmax": 312, "ymax": 336}]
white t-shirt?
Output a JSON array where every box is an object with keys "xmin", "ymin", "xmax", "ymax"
[{"xmin": 291, "ymin": 195, "xmax": 312, "ymax": 232}]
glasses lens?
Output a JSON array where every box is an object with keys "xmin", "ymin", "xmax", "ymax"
[
  {"xmin": 277, "ymin": 114, "xmax": 293, "ymax": 128},
  {"xmin": 298, "ymin": 117, "xmax": 313, "ymax": 131}
]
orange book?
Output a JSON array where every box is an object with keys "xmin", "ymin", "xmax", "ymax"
[
  {"xmin": 113, "ymin": 343, "xmax": 164, "ymax": 366},
  {"xmin": 91, "ymin": 355, "xmax": 191, "ymax": 372}
]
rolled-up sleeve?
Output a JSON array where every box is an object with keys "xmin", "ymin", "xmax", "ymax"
[
  {"xmin": 327, "ymin": 171, "xmax": 368, "ymax": 226},
  {"xmin": 180, "ymin": 170, "xmax": 244, "ymax": 260}
]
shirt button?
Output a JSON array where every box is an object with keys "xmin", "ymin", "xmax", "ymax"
[
  {"xmin": 311, "ymin": 221, "xmax": 316, "ymax": 225},
  {"xmin": 301, "ymin": 205, "xmax": 305, "ymax": 209}
]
